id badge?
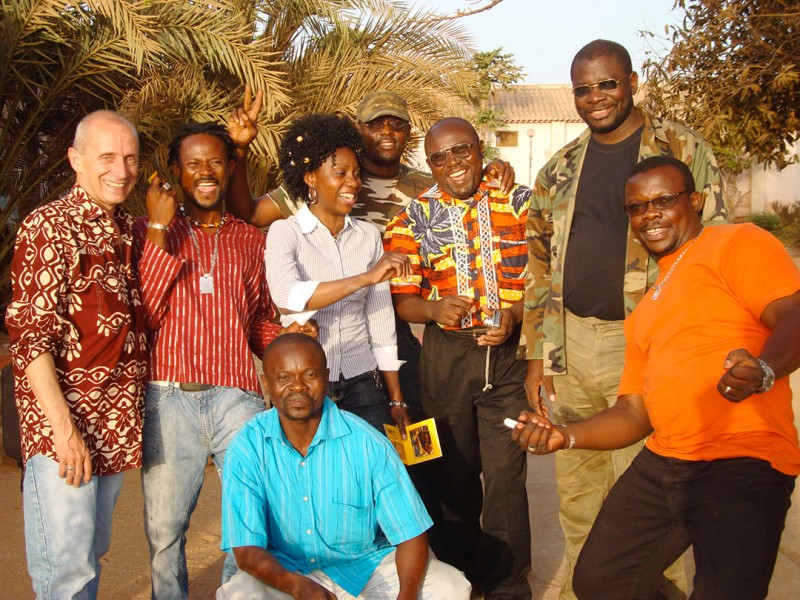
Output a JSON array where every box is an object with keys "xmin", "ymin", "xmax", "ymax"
[{"xmin": 199, "ymin": 274, "xmax": 214, "ymax": 294}]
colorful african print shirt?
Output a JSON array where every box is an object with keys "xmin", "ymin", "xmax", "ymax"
[
  {"xmin": 518, "ymin": 108, "xmax": 726, "ymax": 373},
  {"xmin": 384, "ymin": 178, "xmax": 531, "ymax": 330},
  {"xmin": 6, "ymin": 184, "xmax": 147, "ymax": 474}
]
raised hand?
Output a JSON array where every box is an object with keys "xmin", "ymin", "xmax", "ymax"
[{"xmin": 227, "ymin": 83, "xmax": 264, "ymax": 151}]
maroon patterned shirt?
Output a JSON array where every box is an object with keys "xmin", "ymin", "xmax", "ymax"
[
  {"xmin": 6, "ymin": 184, "xmax": 147, "ymax": 474},
  {"xmin": 132, "ymin": 215, "xmax": 280, "ymax": 392}
]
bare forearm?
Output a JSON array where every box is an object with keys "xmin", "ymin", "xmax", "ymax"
[
  {"xmin": 559, "ymin": 395, "xmax": 652, "ymax": 451},
  {"xmin": 393, "ymin": 295, "xmax": 436, "ymax": 324},
  {"xmin": 227, "ymin": 151, "xmax": 257, "ymax": 223},
  {"xmin": 395, "ymin": 534, "xmax": 429, "ymax": 600},
  {"xmin": 233, "ymin": 546, "xmax": 321, "ymax": 597},
  {"xmin": 760, "ymin": 310, "xmax": 800, "ymax": 381},
  {"xmin": 305, "ymin": 274, "xmax": 373, "ymax": 310},
  {"xmin": 382, "ymin": 370, "xmax": 403, "ymax": 403}
]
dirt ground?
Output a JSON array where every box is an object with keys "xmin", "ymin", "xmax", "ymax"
[{"xmin": 0, "ymin": 338, "xmax": 799, "ymax": 599}]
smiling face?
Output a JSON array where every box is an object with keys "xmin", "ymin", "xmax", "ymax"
[
  {"xmin": 625, "ymin": 165, "xmax": 704, "ymax": 257},
  {"xmin": 425, "ymin": 118, "xmax": 484, "ymax": 200},
  {"xmin": 171, "ymin": 133, "xmax": 234, "ymax": 217},
  {"xmin": 358, "ymin": 116, "xmax": 409, "ymax": 173},
  {"xmin": 304, "ymin": 147, "xmax": 362, "ymax": 220},
  {"xmin": 264, "ymin": 341, "xmax": 328, "ymax": 423},
  {"xmin": 68, "ymin": 114, "xmax": 139, "ymax": 213},
  {"xmin": 571, "ymin": 53, "xmax": 639, "ymax": 143}
]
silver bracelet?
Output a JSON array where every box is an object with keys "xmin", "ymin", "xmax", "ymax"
[
  {"xmin": 388, "ymin": 401, "xmax": 409, "ymax": 409},
  {"xmin": 556, "ymin": 425, "xmax": 576, "ymax": 450},
  {"xmin": 147, "ymin": 221, "xmax": 169, "ymax": 231}
]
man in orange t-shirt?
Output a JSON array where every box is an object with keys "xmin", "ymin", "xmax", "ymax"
[{"xmin": 510, "ymin": 155, "xmax": 800, "ymax": 600}]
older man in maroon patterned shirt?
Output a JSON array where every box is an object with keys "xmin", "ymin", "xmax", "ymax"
[{"xmin": 6, "ymin": 110, "xmax": 147, "ymax": 599}]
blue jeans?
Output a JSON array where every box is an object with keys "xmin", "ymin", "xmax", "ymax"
[
  {"xmin": 142, "ymin": 383, "xmax": 265, "ymax": 600},
  {"xmin": 328, "ymin": 369, "xmax": 391, "ymax": 433},
  {"xmin": 24, "ymin": 453, "xmax": 124, "ymax": 600}
]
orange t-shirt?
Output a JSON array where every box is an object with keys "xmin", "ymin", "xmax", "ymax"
[{"xmin": 619, "ymin": 223, "xmax": 800, "ymax": 475}]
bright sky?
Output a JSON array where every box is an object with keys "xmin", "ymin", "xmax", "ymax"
[{"xmin": 413, "ymin": 0, "xmax": 683, "ymax": 83}]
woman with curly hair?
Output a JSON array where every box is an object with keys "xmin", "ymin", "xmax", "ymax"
[{"xmin": 265, "ymin": 113, "xmax": 412, "ymax": 435}]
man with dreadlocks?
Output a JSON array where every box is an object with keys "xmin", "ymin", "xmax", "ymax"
[{"xmin": 132, "ymin": 122, "xmax": 289, "ymax": 599}]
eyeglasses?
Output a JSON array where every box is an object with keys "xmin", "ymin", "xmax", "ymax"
[
  {"xmin": 427, "ymin": 142, "xmax": 474, "ymax": 167},
  {"xmin": 623, "ymin": 191, "xmax": 689, "ymax": 217},
  {"xmin": 572, "ymin": 74, "xmax": 631, "ymax": 98},
  {"xmin": 363, "ymin": 118, "xmax": 409, "ymax": 133}
]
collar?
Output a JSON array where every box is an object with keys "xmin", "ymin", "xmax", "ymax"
[
  {"xmin": 296, "ymin": 203, "xmax": 365, "ymax": 235},
  {"xmin": 67, "ymin": 183, "xmax": 126, "ymax": 222},
  {"xmin": 264, "ymin": 397, "xmax": 352, "ymax": 448}
]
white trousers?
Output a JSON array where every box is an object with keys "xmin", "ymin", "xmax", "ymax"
[{"xmin": 216, "ymin": 550, "xmax": 471, "ymax": 600}]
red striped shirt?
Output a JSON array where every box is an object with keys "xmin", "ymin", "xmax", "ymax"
[{"xmin": 133, "ymin": 215, "xmax": 279, "ymax": 393}]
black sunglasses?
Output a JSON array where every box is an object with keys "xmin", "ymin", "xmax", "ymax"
[
  {"xmin": 427, "ymin": 142, "xmax": 474, "ymax": 168},
  {"xmin": 623, "ymin": 191, "xmax": 689, "ymax": 217},
  {"xmin": 572, "ymin": 74, "xmax": 631, "ymax": 98},
  {"xmin": 363, "ymin": 118, "xmax": 409, "ymax": 133}
]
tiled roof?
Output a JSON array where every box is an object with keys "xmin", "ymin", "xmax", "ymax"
[{"xmin": 491, "ymin": 84, "xmax": 582, "ymax": 123}]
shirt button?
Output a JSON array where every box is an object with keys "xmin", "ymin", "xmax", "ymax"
[
  {"xmin": 303, "ymin": 496, "xmax": 308, "ymax": 502},
  {"xmin": 300, "ymin": 461, "xmax": 306, "ymax": 467},
  {"xmin": 310, "ymin": 558, "xmax": 316, "ymax": 563},
  {"xmin": 307, "ymin": 529, "xmax": 312, "ymax": 534}
]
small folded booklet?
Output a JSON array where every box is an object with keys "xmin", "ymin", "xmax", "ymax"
[{"xmin": 384, "ymin": 418, "xmax": 443, "ymax": 465}]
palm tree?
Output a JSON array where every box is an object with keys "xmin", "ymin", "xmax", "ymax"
[{"xmin": 0, "ymin": 0, "xmax": 482, "ymax": 317}]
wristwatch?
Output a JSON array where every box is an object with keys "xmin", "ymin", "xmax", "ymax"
[{"xmin": 755, "ymin": 358, "xmax": 775, "ymax": 393}]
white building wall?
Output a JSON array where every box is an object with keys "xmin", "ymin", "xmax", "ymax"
[
  {"xmin": 734, "ymin": 141, "xmax": 800, "ymax": 215},
  {"xmin": 407, "ymin": 122, "xmax": 588, "ymax": 187}
]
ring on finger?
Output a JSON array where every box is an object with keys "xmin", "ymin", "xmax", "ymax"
[
  {"xmin": 724, "ymin": 385, "xmax": 731, "ymax": 394},
  {"xmin": 527, "ymin": 446, "xmax": 536, "ymax": 453},
  {"xmin": 67, "ymin": 466, "xmax": 75, "ymax": 471}
]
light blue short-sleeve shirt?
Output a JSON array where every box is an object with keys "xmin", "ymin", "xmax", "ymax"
[{"xmin": 221, "ymin": 398, "xmax": 432, "ymax": 597}]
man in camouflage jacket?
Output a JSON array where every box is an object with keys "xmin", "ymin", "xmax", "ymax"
[{"xmin": 517, "ymin": 40, "xmax": 725, "ymax": 600}]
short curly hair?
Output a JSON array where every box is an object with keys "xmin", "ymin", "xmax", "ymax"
[{"xmin": 279, "ymin": 113, "xmax": 365, "ymax": 202}]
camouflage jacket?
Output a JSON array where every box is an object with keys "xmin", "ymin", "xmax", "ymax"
[
  {"xmin": 518, "ymin": 108, "xmax": 726, "ymax": 373},
  {"xmin": 352, "ymin": 164, "xmax": 433, "ymax": 230}
]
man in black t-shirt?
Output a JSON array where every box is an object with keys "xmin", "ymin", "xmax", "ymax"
[{"xmin": 518, "ymin": 39, "xmax": 727, "ymax": 600}]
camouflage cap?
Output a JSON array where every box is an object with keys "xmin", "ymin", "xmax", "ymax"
[{"xmin": 356, "ymin": 91, "xmax": 410, "ymax": 123}]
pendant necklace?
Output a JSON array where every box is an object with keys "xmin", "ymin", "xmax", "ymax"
[
  {"xmin": 650, "ymin": 228, "xmax": 704, "ymax": 300},
  {"xmin": 182, "ymin": 207, "xmax": 227, "ymax": 295}
]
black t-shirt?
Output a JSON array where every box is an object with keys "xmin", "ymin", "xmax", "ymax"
[{"xmin": 563, "ymin": 127, "xmax": 643, "ymax": 321}]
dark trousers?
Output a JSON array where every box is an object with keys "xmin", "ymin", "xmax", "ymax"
[
  {"xmin": 329, "ymin": 369, "xmax": 391, "ymax": 433},
  {"xmin": 420, "ymin": 324, "xmax": 531, "ymax": 600},
  {"xmin": 574, "ymin": 447, "xmax": 796, "ymax": 600}
]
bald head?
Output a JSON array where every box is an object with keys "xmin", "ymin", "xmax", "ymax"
[
  {"xmin": 262, "ymin": 333, "xmax": 327, "ymax": 368},
  {"xmin": 424, "ymin": 118, "xmax": 484, "ymax": 199},
  {"xmin": 73, "ymin": 110, "xmax": 138, "ymax": 153}
]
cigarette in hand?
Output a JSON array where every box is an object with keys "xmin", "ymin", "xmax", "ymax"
[{"xmin": 148, "ymin": 171, "xmax": 171, "ymax": 191}]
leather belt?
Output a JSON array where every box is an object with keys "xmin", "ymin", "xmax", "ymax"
[{"xmin": 442, "ymin": 327, "xmax": 490, "ymax": 339}]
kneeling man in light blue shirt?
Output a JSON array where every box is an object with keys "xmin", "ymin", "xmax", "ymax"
[{"xmin": 218, "ymin": 333, "xmax": 470, "ymax": 599}]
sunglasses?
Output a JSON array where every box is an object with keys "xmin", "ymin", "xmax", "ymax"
[
  {"xmin": 623, "ymin": 191, "xmax": 689, "ymax": 217},
  {"xmin": 427, "ymin": 142, "xmax": 474, "ymax": 168},
  {"xmin": 572, "ymin": 74, "xmax": 631, "ymax": 98},
  {"xmin": 363, "ymin": 118, "xmax": 409, "ymax": 133}
]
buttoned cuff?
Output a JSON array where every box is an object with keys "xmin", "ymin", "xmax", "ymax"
[
  {"xmin": 373, "ymin": 346, "xmax": 405, "ymax": 371},
  {"xmin": 286, "ymin": 280, "xmax": 319, "ymax": 312}
]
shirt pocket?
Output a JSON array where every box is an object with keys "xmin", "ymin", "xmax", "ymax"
[
  {"xmin": 321, "ymin": 490, "xmax": 373, "ymax": 549},
  {"xmin": 496, "ymin": 238, "xmax": 528, "ymax": 282}
]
